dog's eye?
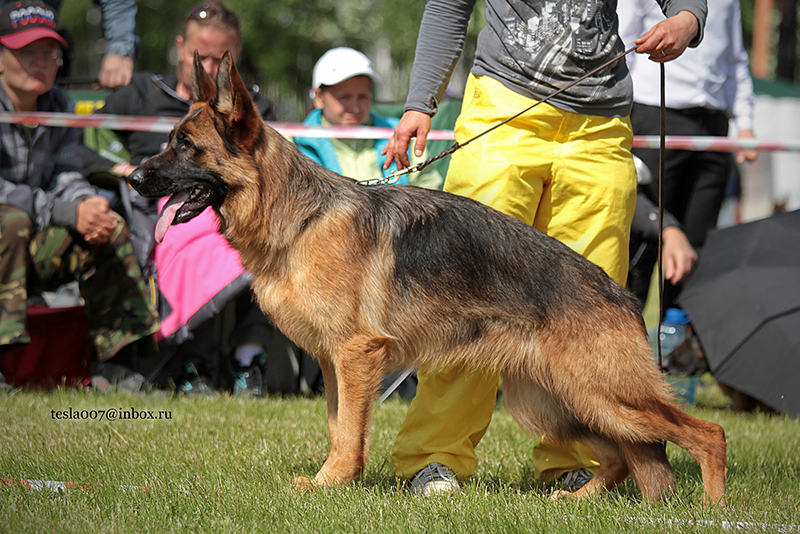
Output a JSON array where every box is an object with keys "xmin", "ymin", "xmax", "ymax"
[{"xmin": 175, "ymin": 133, "xmax": 194, "ymax": 152}]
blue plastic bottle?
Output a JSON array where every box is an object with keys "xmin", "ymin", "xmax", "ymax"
[
  {"xmin": 648, "ymin": 308, "xmax": 697, "ymax": 404},
  {"xmin": 648, "ymin": 308, "xmax": 690, "ymax": 357}
]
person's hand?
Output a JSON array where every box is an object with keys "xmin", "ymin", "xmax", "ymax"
[
  {"xmin": 96, "ymin": 55, "xmax": 134, "ymax": 89},
  {"xmin": 634, "ymin": 10, "xmax": 699, "ymax": 62},
  {"xmin": 381, "ymin": 110, "xmax": 432, "ymax": 170},
  {"xmin": 736, "ymin": 129, "xmax": 758, "ymax": 164},
  {"xmin": 662, "ymin": 225, "xmax": 698, "ymax": 284},
  {"xmin": 77, "ymin": 196, "xmax": 118, "ymax": 245}
]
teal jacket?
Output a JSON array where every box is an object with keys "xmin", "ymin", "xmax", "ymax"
[{"xmin": 293, "ymin": 109, "xmax": 409, "ymax": 185}]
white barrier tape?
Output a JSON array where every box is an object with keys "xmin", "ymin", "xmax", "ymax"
[
  {"xmin": 270, "ymin": 121, "xmax": 457, "ymax": 140},
  {"xmin": 2, "ymin": 111, "xmax": 800, "ymax": 152},
  {"xmin": 0, "ymin": 111, "xmax": 179, "ymax": 133},
  {"xmin": 0, "ymin": 111, "xmax": 458, "ymax": 138},
  {"xmin": 0, "ymin": 111, "xmax": 457, "ymax": 139},
  {"xmin": 633, "ymin": 135, "xmax": 800, "ymax": 153}
]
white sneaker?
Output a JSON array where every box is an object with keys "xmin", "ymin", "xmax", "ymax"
[{"xmin": 411, "ymin": 462, "xmax": 460, "ymax": 496}]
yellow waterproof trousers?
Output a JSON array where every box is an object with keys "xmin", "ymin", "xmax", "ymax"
[{"xmin": 392, "ymin": 74, "xmax": 637, "ymax": 482}]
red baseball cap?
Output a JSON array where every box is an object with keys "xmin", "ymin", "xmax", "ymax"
[{"xmin": 0, "ymin": 1, "xmax": 68, "ymax": 50}]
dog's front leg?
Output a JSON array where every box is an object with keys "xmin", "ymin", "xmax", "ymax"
[
  {"xmin": 294, "ymin": 357, "xmax": 338, "ymax": 491},
  {"xmin": 299, "ymin": 336, "xmax": 390, "ymax": 490}
]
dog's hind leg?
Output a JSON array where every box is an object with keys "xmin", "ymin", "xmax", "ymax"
[
  {"xmin": 599, "ymin": 391, "xmax": 726, "ymax": 504},
  {"xmin": 554, "ymin": 440, "xmax": 676, "ymax": 502},
  {"xmin": 594, "ymin": 395, "xmax": 726, "ymax": 504},
  {"xmin": 659, "ymin": 408, "xmax": 727, "ymax": 505},
  {"xmin": 301, "ymin": 336, "xmax": 390, "ymax": 489},
  {"xmin": 502, "ymin": 371, "xmax": 628, "ymax": 499},
  {"xmin": 620, "ymin": 406, "xmax": 725, "ymax": 504},
  {"xmin": 617, "ymin": 440, "xmax": 676, "ymax": 501}
]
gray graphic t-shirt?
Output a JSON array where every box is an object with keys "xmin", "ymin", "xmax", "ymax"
[{"xmin": 405, "ymin": 0, "xmax": 706, "ymax": 117}]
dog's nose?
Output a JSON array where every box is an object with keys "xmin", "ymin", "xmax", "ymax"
[{"xmin": 127, "ymin": 166, "xmax": 143, "ymax": 189}]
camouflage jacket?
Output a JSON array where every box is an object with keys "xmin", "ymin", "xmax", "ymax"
[{"xmin": 0, "ymin": 84, "xmax": 95, "ymax": 232}]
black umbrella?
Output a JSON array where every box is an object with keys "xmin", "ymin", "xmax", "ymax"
[{"xmin": 679, "ymin": 209, "xmax": 800, "ymax": 417}]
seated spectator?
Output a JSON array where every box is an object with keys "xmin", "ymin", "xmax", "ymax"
[
  {"xmin": 294, "ymin": 47, "xmax": 444, "ymax": 190},
  {"xmin": 0, "ymin": 1, "xmax": 159, "ymax": 387},
  {"xmin": 80, "ymin": 0, "xmax": 276, "ymax": 396}
]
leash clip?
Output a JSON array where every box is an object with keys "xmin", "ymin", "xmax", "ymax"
[{"xmin": 358, "ymin": 165, "xmax": 416, "ymax": 187}]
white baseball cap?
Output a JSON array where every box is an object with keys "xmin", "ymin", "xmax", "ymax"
[{"xmin": 311, "ymin": 47, "xmax": 380, "ymax": 91}]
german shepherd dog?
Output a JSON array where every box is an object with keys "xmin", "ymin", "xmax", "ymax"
[{"xmin": 128, "ymin": 52, "xmax": 727, "ymax": 503}]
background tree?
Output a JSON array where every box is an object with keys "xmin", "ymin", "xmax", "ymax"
[{"xmin": 59, "ymin": 0, "xmax": 484, "ymax": 120}]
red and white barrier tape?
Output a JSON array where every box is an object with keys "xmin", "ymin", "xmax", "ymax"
[
  {"xmin": 0, "ymin": 111, "xmax": 455, "ymax": 138},
  {"xmin": 631, "ymin": 135, "xmax": 800, "ymax": 153},
  {"xmin": 2, "ymin": 111, "xmax": 799, "ymax": 152},
  {"xmin": 0, "ymin": 111, "xmax": 179, "ymax": 133}
]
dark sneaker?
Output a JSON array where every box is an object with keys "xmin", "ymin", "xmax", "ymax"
[
  {"xmin": 179, "ymin": 375, "xmax": 215, "ymax": 395},
  {"xmin": 90, "ymin": 361, "xmax": 147, "ymax": 394},
  {"xmin": 233, "ymin": 363, "xmax": 264, "ymax": 397},
  {"xmin": 411, "ymin": 462, "xmax": 460, "ymax": 496},
  {"xmin": 558, "ymin": 468, "xmax": 595, "ymax": 491},
  {"xmin": 179, "ymin": 361, "xmax": 215, "ymax": 396}
]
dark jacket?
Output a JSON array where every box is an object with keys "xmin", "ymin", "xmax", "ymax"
[
  {"xmin": 631, "ymin": 193, "xmax": 682, "ymax": 242},
  {"xmin": 0, "ymin": 84, "xmax": 95, "ymax": 231}
]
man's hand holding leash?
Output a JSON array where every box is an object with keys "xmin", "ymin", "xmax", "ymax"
[
  {"xmin": 382, "ymin": 110, "xmax": 432, "ymax": 172},
  {"xmin": 635, "ymin": 10, "xmax": 699, "ymax": 62}
]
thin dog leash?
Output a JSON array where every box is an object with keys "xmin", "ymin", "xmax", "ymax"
[
  {"xmin": 656, "ymin": 61, "xmax": 666, "ymax": 369},
  {"xmin": 359, "ymin": 45, "xmax": 640, "ymax": 187}
]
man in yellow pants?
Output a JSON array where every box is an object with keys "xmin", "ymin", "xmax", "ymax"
[{"xmin": 382, "ymin": 0, "xmax": 706, "ymax": 495}]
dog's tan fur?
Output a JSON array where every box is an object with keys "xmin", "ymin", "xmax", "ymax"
[{"xmin": 129, "ymin": 52, "xmax": 727, "ymax": 503}]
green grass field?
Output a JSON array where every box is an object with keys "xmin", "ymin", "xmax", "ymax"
[{"xmin": 2, "ymin": 378, "xmax": 799, "ymax": 533}]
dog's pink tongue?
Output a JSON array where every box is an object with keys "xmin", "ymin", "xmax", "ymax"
[{"xmin": 155, "ymin": 191, "xmax": 191, "ymax": 243}]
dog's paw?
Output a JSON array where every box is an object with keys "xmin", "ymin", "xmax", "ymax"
[
  {"xmin": 549, "ymin": 489, "xmax": 578, "ymax": 501},
  {"xmin": 292, "ymin": 476, "xmax": 318, "ymax": 492}
]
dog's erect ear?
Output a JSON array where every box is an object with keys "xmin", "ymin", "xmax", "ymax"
[
  {"xmin": 192, "ymin": 50, "xmax": 216, "ymax": 103},
  {"xmin": 214, "ymin": 51, "xmax": 257, "ymax": 123},
  {"xmin": 211, "ymin": 52, "xmax": 260, "ymax": 141}
]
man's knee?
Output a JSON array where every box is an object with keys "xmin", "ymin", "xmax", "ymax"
[
  {"xmin": 0, "ymin": 205, "xmax": 34, "ymax": 247},
  {"xmin": 107, "ymin": 212, "xmax": 132, "ymax": 246}
]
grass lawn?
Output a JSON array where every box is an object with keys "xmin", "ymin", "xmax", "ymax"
[{"xmin": 2, "ymin": 377, "xmax": 799, "ymax": 533}]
